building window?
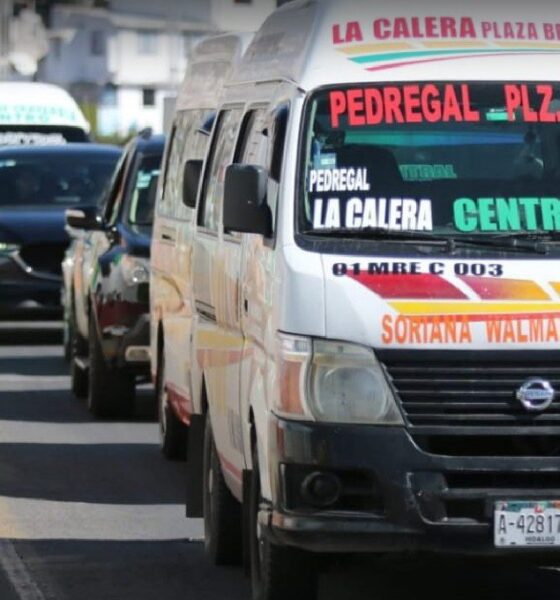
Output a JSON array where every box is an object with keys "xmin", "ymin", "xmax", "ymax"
[
  {"xmin": 234, "ymin": 0, "xmax": 252, "ymax": 3},
  {"xmin": 137, "ymin": 30, "xmax": 158, "ymax": 55},
  {"xmin": 90, "ymin": 30, "xmax": 105, "ymax": 56},
  {"xmin": 101, "ymin": 83, "xmax": 117, "ymax": 107},
  {"xmin": 142, "ymin": 88, "xmax": 156, "ymax": 107}
]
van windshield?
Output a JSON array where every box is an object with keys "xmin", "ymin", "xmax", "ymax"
[{"xmin": 300, "ymin": 82, "xmax": 560, "ymax": 240}]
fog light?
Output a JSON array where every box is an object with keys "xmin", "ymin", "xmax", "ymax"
[{"xmin": 301, "ymin": 471, "xmax": 341, "ymax": 508}]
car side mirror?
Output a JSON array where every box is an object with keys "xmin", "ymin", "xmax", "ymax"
[
  {"xmin": 65, "ymin": 206, "xmax": 103, "ymax": 231},
  {"xmin": 223, "ymin": 164, "xmax": 272, "ymax": 236},
  {"xmin": 183, "ymin": 159, "xmax": 203, "ymax": 208}
]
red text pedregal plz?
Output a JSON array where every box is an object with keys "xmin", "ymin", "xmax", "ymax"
[
  {"xmin": 328, "ymin": 84, "xmax": 560, "ymax": 128},
  {"xmin": 332, "ymin": 18, "xmax": 560, "ymax": 44}
]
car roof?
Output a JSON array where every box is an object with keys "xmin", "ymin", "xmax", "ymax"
[
  {"xmin": 0, "ymin": 82, "xmax": 91, "ymax": 132},
  {"xmin": 133, "ymin": 134, "xmax": 165, "ymax": 154},
  {"xmin": 0, "ymin": 143, "xmax": 121, "ymax": 157}
]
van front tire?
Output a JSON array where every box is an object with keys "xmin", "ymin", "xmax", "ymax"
[
  {"xmin": 203, "ymin": 415, "xmax": 242, "ymax": 565},
  {"xmin": 249, "ymin": 445, "xmax": 317, "ymax": 600},
  {"xmin": 157, "ymin": 349, "xmax": 187, "ymax": 459}
]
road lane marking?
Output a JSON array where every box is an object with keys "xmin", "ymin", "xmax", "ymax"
[
  {"xmin": 0, "ymin": 375, "xmax": 69, "ymax": 392},
  {"xmin": 0, "ymin": 421, "xmax": 158, "ymax": 444},
  {"xmin": 0, "ymin": 540, "xmax": 46, "ymax": 600},
  {"xmin": 0, "ymin": 497, "xmax": 203, "ymax": 541}
]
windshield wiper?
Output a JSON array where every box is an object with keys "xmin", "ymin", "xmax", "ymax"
[
  {"xmin": 491, "ymin": 230, "xmax": 560, "ymax": 241},
  {"xmin": 301, "ymin": 228, "xmax": 548, "ymax": 254},
  {"xmin": 301, "ymin": 227, "xmax": 449, "ymax": 243}
]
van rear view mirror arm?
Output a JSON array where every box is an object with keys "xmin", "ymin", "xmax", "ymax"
[
  {"xmin": 223, "ymin": 164, "xmax": 272, "ymax": 237},
  {"xmin": 183, "ymin": 159, "xmax": 203, "ymax": 208}
]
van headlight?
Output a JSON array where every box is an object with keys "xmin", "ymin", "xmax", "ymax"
[
  {"xmin": 121, "ymin": 255, "xmax": 150, "ymax": 286},
  {"xmin": 309, "ymin": 340, "xmax": 403, "ymax": 424},
  {"xmin": 274, "ymin": 334, "xmax": 403, "ymax": 425}
]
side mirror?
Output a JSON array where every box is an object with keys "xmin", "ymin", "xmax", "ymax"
[
  {"xmin": 183, "ymin": 159, "xmax": 203, "ymax": 208},
  {"xmin": 223, "ymin": 164, "xmax": 272, "ymax": 236},
  {"xmin": 65, "ymin": 206, "xmax": 103, "ymax": 231}
]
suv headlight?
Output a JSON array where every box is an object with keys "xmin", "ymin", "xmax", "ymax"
[
  {"xmin": 121, "ymin": 255, "xmax": 150, "ymax": 286},
  {"xmin": 274, "ymin": 334, "xmax": 403, "ymax": 425},
  {"xmin": 0, "ymin": 242, "xmax": 19, "ymax": 254}
]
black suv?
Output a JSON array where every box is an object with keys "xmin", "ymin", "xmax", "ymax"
[
  {"xmin": 0, "ymin": 144, "xmax": 120, "ymax": 317},
  {"xmin": 67, "ymin": 130, "xmax": 164, "ymax": 417}
]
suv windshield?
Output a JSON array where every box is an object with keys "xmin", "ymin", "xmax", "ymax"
[
  {"xmin": 0, "ymin": 151, "xmax": 118, "ymax": 207},
  {"xmin": 300, "ymin": 82, "xmax": 560, "ymax": 241},
  {"xmin": 128, "ymin": 154, "xmax": 161, "ymax": 226}
]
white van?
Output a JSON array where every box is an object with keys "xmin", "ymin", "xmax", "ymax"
[
  {"xmin": 154, "ymin": 1, "xmax": 560, "ymax": 597},
  {"xmin": 150, "ymin": 32, "xmax": 253, "ymax": 457},
  {"xmin": 0, "ymin": 82, "xmax": 90, "ymax": 145}
]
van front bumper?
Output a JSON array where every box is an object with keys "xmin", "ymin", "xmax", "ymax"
[{"xmin": 266, "ymin": 416, "xmax": 560, "ymax": 556}]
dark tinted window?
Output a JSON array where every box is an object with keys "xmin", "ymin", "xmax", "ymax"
[
  {"xmin": 0, "ymin": 151, "xmax": 120, "ymax": 207},
  {"xmin": 128, "ymin": 154, "xmax": 161, "ymax": 225}
]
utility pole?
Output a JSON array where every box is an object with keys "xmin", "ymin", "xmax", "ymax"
[{"xmin": 0, "ymin": 0, "xmax": 14, "ymax": 79}]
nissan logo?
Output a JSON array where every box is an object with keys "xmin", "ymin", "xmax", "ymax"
[{"xmin": 516, "ymin": 378, "xmax": 556, "ymax": 412}]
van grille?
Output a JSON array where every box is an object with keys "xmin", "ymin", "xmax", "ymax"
[
  {"xmin": 380, "ymin": 352, "xmax": 560, "ymax": 431},
  {"xmin": 412, "ymin": 471, "xmax": 560, "ymax": 523}
]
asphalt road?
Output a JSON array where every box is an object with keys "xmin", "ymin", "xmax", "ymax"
[{"xmin": 0, "ymin": 322, "xmax": 559, "ymax": 599}]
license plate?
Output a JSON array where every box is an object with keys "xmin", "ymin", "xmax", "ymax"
[{"xmin": 494, "ymin": 501, "xmax": 560, "ymax": 547}]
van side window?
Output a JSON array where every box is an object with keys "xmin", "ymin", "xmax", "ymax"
[
  {"xmin": 269, "ymin": 104, "xmax": 289, "ymax": 183},
  {"xmin": 158, "ymin": 121, "xmax": 176, "ymax": 202},
  {"xmin": 238, "ymin": 109, "xmax": 268, "ymax": 165},
  {"xmin": 266, "ymin": 104, "xmax": 289, "ymax": 228},
  {"xmin": 161, "ymin": 111, "xmax": 189, "ymax": 218},
  {"xmin": 176, "ymin": 109, "xmax": 215, "ymax": 220},
  {"xmin": 198, "ymin": 108, "xmax": 242, "ymax": 231}
]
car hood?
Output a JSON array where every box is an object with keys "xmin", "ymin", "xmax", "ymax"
[{"xmin": 0, "ymin": 206, "xmax": 68, "ymax": 245}]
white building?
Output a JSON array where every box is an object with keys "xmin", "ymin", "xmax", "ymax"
[{"xmin": 39, "ymin": 0, "xmax": 285, "ymax": 137}]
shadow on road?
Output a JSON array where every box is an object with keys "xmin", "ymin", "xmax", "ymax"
[
  {"xmin": 0, "ymin": 355, "xmax": 68, "ymax": 376},
  {"xmin": 320, "ymin": 555, "xmax": 560, "ymax": 599},
  {"xmin": 0, "ymin": 442, "xmax": 185, "ymax": 505},
  {"xmin": 13, "ymin": 539, "xmax": 250, "ymax": 600},
  {"xmin": 10, "ymin": 540, "xmax": 560, "ymax": 600},
  {"xmin": 0, "ymin": 322, "xmax": 62, "ymax": 346}
]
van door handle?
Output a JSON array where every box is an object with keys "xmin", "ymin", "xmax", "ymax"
[{"xmin": 161, "ymin": 233, "xmax": 176, "ymax": 242}]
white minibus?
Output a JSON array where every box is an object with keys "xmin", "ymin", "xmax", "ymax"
[
  {"xmin": 150, "ymin": 31, "xmax": 253, "ymax": 457},
  {"xmin": 154, "ymin": 2, "xmax": 560, "ymax": 597},
  {"xmin": 0, "ymin": 82, "xmax": 90, "ymax": 145}
]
